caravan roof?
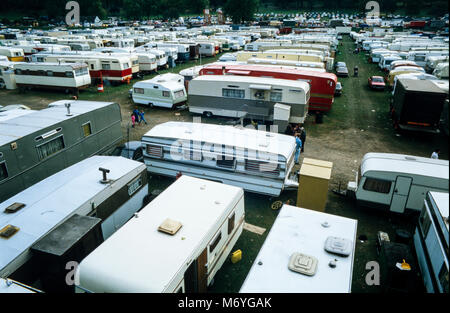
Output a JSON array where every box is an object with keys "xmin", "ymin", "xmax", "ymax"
[
  {"xmin": 0, "ymin": 109, "xmax": 35, "ymax": 123},
  {"xmin": 239, "ymin": 204, "xmax": 357, "ymax": 293},
  {"xmin": 397, "ymin": 78, "xmax": 447, "ymax": 93},
  {"xmin": 191, "ymin": 74, "xmax": 311, "ymax": 91},
  {"xmin": 75, "ymin": 175, "xmax": 244, "ymax": 292},
  {"xmin": 0, "ymin": 156, "xmax": 145, "ymax": 277},
  {"xmin": 361, "ymin": 153, "xmax": 449, "ymax": 180},
  {"xmin": 143, "ymin": 121, "xmax": 296, "ymax": 160},
  {"xmin": 0, "ymin": 100, "xmax": 116, "ymax": 147}
]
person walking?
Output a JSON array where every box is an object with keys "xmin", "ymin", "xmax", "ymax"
[
  {"xmin": 431, "ymin": 149, "xmax": 440, "ymax": 159},
  {"xmin": 294, "ymin": 132, "xmax": 302, "ymax": 164},
  {"xmin": 285, "ymin": 124, "xmax": 294, "ymax": 136},
  {"xmin": 131, "ymin": 113, "xmax": 136, "ymax": 128},
  {"xmin": 299, "ymin": 127, "xmax": 306, "ymax": 152},
  {"xmin": 133, "ymin": 108, "xmax": 140, "ymax": 124},
  {"xmin": 139, "ymin": 110, "xmax": 148, "ymax": 125}
]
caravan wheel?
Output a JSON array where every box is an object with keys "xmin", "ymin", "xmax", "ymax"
[
  {"xmin": 204, "ymin": 111, "xmax": 213, "ymax": 118},
  {"xmin": 0, "ymin": 80, "xmax": 5, "ymax": 89}
]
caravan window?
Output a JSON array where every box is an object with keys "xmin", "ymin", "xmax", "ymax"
[
  {"xmin": 102, "ymin": 63, "xmax": 111, "ymax": 70},
  {"xmin": 228, "ymin": 212, "xmax": 235, "ymax": 235},
  {"xmin": 162, "ymin": 91, "xmax": 170, "ymax": 97},
  {"xmin": 415, "ymin": 55, "xmax": 426, "ymax": 62},
  {"xmin": 174, "ymin": 90, "xmax": 185, "ymax": 98},
  {"xmin": 362, "ymin": 178, "xmax": 391, "ymax": 194},
  {"xmin": 209, "ymin": 232, "xmax": 222, "ymax": 253},
  {"xmin": 245, "ymin": 159, "xmax": 280, "ymax": 176},
  {"xmin": 216, "ymin": 153, "xmax": 235, "ymax": 169},
  {"xmin": 419, "ymin": 206, "xmax": 432, "ymax": 237},
  {"xmin": 36, "ymin": 136, "xmax": 65, "ymax": 161},
  {"xmin": 270, "ymin": 91, "xmax": 282, "ymax": 102},
  {"xmin": 65, "ymin": 71, "xmax": 74, "ymax": 78},
  {"xmin": 223, "ymin": 88, "xmax": 245, "ymax": 99},
  {"xmin": 134, "ymin": 88, "xmax": 144, "ymax": 94},
  {"xmin": 146, "ymin": 144, "xmax": 163, "ymax": 158},
  {"xmin": 0, "ymin": 162, "xmax": 8, "ymax": 182},
  {"xmin": 82, "ymin": 122, "xmax": 92, "ymax": 137}
]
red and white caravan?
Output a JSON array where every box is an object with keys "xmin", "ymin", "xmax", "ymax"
[
  {"xmin": 31, "ymin": 53, "xmax": 133, "ymax": 84},
  {"xmin": 199, "ymin": 64, "xmax": 338, "ymax": 113}
]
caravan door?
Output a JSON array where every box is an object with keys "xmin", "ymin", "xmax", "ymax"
[
  {"xmin": 390, "ymin": 176, "xmax": 413, "ymax": 213},
  {"xmin": 183, "ymin": 248, "xmax": 208, "ymax": 292}
]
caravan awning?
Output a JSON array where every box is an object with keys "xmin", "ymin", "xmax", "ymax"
[{"xmin": 249, "ymin": 84, "xmax": 272, "ymax": 90}]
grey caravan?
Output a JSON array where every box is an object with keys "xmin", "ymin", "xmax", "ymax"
[
  {"xmin": 188, "ymin": 75, "xmax": 310, "ymax": 124},
  {"xmin": 347, "ymin": 153, "xmax": 449, "ymax": 213},
  {"xmin": 0, "ymin": 100, "xmax": 122, "ymax": 202}
]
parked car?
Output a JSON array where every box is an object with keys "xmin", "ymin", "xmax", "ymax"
[
  {"xmin": 335, "ymin": 61, "xmax": 347, "ymax": 70},
  {"xmin": 110, "ymin": 141, "xmax": 144, "ymax": 162},
  {"xmin": 335, "ymin": 82, "xmax": 343, "ymax": 96},
  {"xmin": 336, "ymin": 66, "xmax": 349, "ymax": 77},
  {"xmin": 368, "ymin": 76, "xmax": 386, "ymax": 90}
]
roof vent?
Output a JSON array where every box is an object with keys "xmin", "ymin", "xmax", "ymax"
[
  {"xmin": 4, "ymin": 202, "xmax": 25, "ymax": 214},
  {"xmin": 158, "ymin": 218, "xmax": 182, "ymax": 235},
  {"xmin": 0, "ymin": 224, "xmax": 20, "ymax": 239},
  {"xmin": 404, "ymin": 156, "xmax": 416, "ymax": 161},
  {"xmin": 324, "ymin": 236, "xmax": 353, "ymax": 257},
  {"xmin": 99, "ymin": 167, "xmax": 112, "ymax": 184},
  {"xmin": 288, "ymin": 253, "xmax": 318, "ymax": 276},
  {"xmin": 65, "ymin": 102, "xmax": 73, "ymax": 116}
]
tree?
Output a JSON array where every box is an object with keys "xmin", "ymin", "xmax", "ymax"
[{"xmin": 224, "ymin": 0, "xmax": 258, "ymax": 24}]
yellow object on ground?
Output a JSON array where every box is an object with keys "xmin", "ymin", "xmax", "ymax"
[
  {"xmin": 231, "ymin": 249, "xmax": 242, "ymax": 264},
  {"xmin": 297, "ymin": 158, "xmax": 333, "ymax": 212}
]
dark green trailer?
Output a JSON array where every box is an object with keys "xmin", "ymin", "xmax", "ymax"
[
  {"xmin": 391, "ymin": 78, "xmax": 447, "ymax": 133},
  {"xmin": 0, "ymin": 100, "xmax": 122, "ymax": 202}
]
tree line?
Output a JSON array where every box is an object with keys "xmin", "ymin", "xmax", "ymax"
[{"xmin": 2, "ymin": 0, "xmax": 448, "ymax": 23}]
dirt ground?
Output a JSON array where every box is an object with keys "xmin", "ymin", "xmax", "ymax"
[{"xmin": 1, "ymin": 38, "xmax": 448, "ymax": 293}]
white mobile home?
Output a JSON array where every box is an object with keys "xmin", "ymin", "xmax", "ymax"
[
  {"xmin": 75, "ymin": 175, "xmax": 245, "ymax": 293},
  {"xmin": 188, "ymin": 75, "xmax": 310, "ymax": 123},
  {"xmin": 347, "ymin": 153, "xmax": 449, "ymax": 213},
  {"xmin": 141, "ymin": 122, "xmax": 298, "ymax": 196},
  {"xmin": 240, "ymin": 204, "xmax": 357, "ymax": 293},
  {"xmin": 0, "ymin": 156, "xmax": 148, "ymax": 282},
  {"xmin": 14, "ymin": 62, "xmax": 91, "ymax": 94},
  {"xmin": 414, "ymin": 192, "xmax": 448, "ymax": 293},
  {"xmin": 132, "ymin": 74, "xmax": 187, "ymax": 108}
]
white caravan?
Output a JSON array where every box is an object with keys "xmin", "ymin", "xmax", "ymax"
[
  {"xmin": 131, "ymin": 74, "xmax": 187, "ymax": 108},
  {"xmin": 141, "ymin": 121, "xmax": 299, "ymax": 196},
  {"xmin": 13, "ymin": 62, "xmax": 91, "ymax": 93},
  {"xmin": 347, "ymin": 153, "xmax": 449, "ymax": 213},
  {"xmin": 240, "ymin": 204, "xmax": 357, "ymax": 293},
  {"xmin": 75, "ymin": 175, "xmax": 245, "ymax": 293}
]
